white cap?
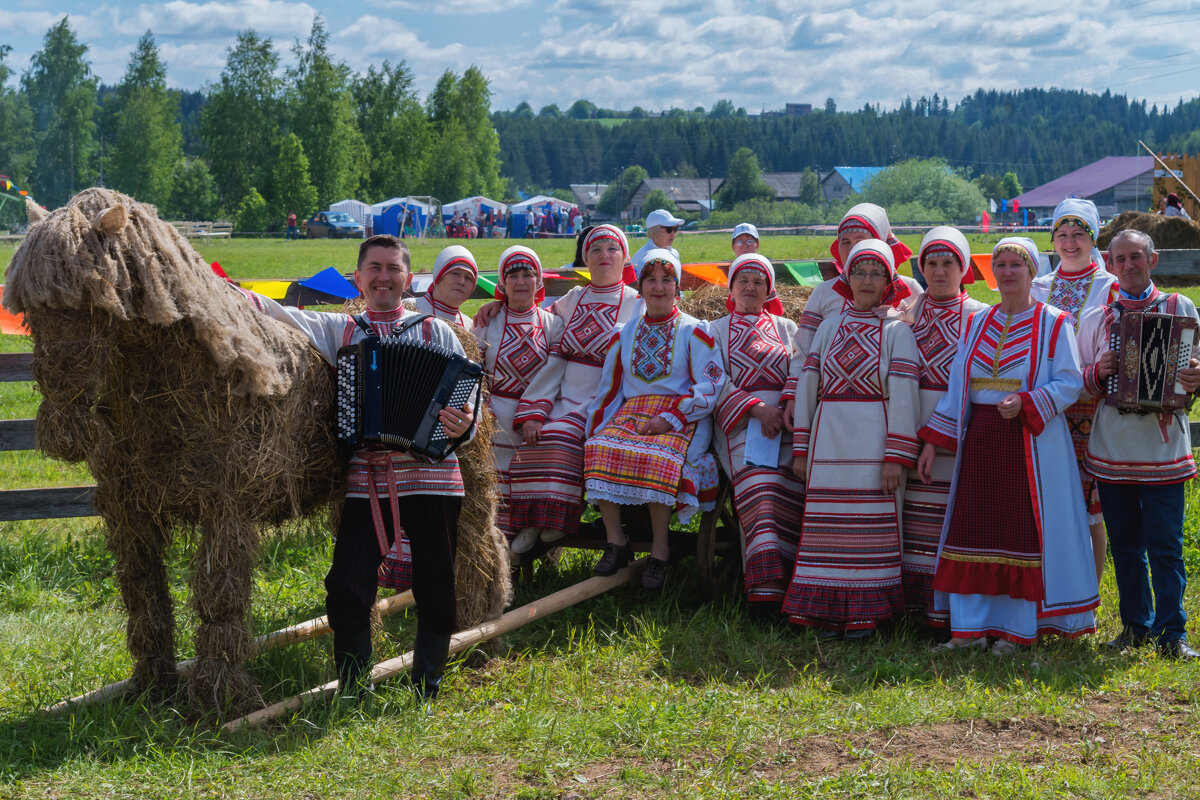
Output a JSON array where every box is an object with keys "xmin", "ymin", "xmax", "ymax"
[
  {"xmin": 645, "ymin": 208, "xmax": 684, "ymax": 229},
  {"xmin": 732, "ymin": 222, "xmax": 759, "ymax": 241}
]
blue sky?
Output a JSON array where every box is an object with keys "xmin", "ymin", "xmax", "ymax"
[{"xmin": 3, "ymin": 0, "xmax": 1200, "ymax": 112}]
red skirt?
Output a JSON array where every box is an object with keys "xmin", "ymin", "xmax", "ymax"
[{"xmin": 932, "ymin": 404, "xmax": 1043, "ymax": 602}]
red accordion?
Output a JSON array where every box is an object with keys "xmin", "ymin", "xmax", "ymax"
[{"xmin": 1105, "ymin": 310, "xmax": 1198, "ymax": 412}]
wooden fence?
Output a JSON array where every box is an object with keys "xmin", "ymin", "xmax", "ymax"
[{"xmin": 2, "ymin": 350, "xmax": 1200, "ymax": 524}]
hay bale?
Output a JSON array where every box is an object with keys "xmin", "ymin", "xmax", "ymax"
[
  {"xmin": 1099, "ymin": 211, "xmax": 1200, "ymax": 251},
  {"xmin": 681, "ymin": 283, "xmax": 813, "ymax": 324}
]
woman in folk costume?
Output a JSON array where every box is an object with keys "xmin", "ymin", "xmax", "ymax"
[
  {"xmin": 900, "ymin": 228, "xmax": 988, "ymax": 625},
  {"xmin": 710, "ymin": 253, "xmax": 804, "ymax": 607},
  {"xmin": 919, "ymin": 237, "xmax": 1099, "ymax": 653},
  {"xmin": 583, "ymin": 249, "xmax": 725, "ymax": 591},
  {"xmin": 472, "ymin": 246, "xmax": 562, "ymax": 554},
  {"xmin": 785, "ymin": 240, "xmax": 923, "ymax": 638},
  {"xmin": 416, "ymin": 245, "xmax": 477, "ymax": 331},
  {"xmin": 795, "ymin": 203, "xmax": 920, "ymax": 357},
  {"xmin": 507, "ymin": 225, "xmax": 642, "ymax": 546},
  {"xmin": 1031, "ymin": 198, "xmax": 1117, "ymax": 582}
]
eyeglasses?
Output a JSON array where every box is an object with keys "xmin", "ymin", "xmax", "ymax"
[
  {"xmin": 848, "ymin": 270, "xmax": 888, "ymax": 282},
  {"xmin": 661, "ymin": 227, "xmax": 678, "ymax": 233}
]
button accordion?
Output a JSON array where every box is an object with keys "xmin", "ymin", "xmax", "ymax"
[
  {"xmin": 336, "ymin": 316, "xmax": 483, "ymax": 461},
  {"xmin": 1105, "ymin": 309, "xmax": 1198, "ymax": 413}
]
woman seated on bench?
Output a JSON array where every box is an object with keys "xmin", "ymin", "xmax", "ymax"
[
  {"xmin": 711, "ymin": 253, "xmax": 805, "ymax": 609},
  {"xmin": 582, "ymin": 250, "xmax": 726, "ymax": 591}
]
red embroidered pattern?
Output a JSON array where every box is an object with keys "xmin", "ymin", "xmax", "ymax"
[
  {"xmin": 557, "ymin": 287, "xmax": 623, "ymax": 366},
  {"xmin": 492, "ymin": 308, "xmax": 548, "ymax": 399},
  {"xmin": 728, "ymin": 313, "xmax": 789, "ymax": 391},
  {"xmin": 969, "ymin": 308, "xmax": 1035, "ymax": 382},
  {"xmin": 821, "ymin": 314, "xmax": 883, "ymax": 397},
  {"xmin": 913, "ymin": 296, "xmax": 967, "ymax": 391}
]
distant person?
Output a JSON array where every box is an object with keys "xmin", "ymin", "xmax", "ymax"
[
  {"xmin": 1157, "ymin": 196, "xmax": 1168, "ymax": 215},
  {"xmin": 286, "ymin": 211, "xmax": 298, "ymax": 242},
  {"xmin": 731, "ymin": 222, "xmax": 759, "ymax": 257},
  {"xmin": 633, "ymin": 208, "xmax": 683, "ymax": 268},
  {"xmin": 1164, "ymin": 192, "xmax": 1191, "ymax": 220}
]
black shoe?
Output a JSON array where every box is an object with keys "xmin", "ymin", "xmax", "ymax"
[
  {"xmin": 593, "ymin": 541, "xmax": 633, "ymax": 576},
  {"xmin": 1159, "ymin": 638, "xmax": 1200, "ymax": 660},
  {"xmin": 844, "ymin": 628, "xmax": 876, "ymax": 642},
  {"xmin": 1104, "ymin": 628, "xmax": 1150, "ymax": 651},
  {"xmin": 411, "ymin": 626, "xmax": 453, "ymax": 700},
  {"xmin": 333, "ymin": 629, "xmax": 374, "ymax": 697},
  {"xmin": 641, "ymin": 557, "xmax": 669, "ymax": 591},
  {"xmin": 816, "ymin": 628, "xmax": 841, "ymax": 641}
]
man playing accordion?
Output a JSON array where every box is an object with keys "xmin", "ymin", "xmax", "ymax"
[
  {"xmin": 1077, "ymin": 229, "xmax": 1200, "ymax": 660},
  {"xmin": 245, "ymin": 234, "xmax": 476, "ymax": 698}
]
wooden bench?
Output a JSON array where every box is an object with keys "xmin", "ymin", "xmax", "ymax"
[{"xmin": 165, "ymin": 221, "xmax": 234, "ymax": 239}]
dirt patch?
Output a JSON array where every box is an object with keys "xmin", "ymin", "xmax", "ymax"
[{"xmin": 776, "ymin": 694, "xmax": 1192, "ymax": 778}]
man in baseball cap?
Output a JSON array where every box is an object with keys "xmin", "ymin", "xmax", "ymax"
[{"xmin": 732, "ymin": 223, "xmax": 759, "ymax": 257}]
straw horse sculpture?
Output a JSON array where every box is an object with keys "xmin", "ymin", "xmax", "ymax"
[{"xmin": 3, "ymin": 189, "xmax": 343, "ymax": 711}]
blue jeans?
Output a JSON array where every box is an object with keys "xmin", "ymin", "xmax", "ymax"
[{"xmin": 1097, "ymin": 480, "xmax": 1189, "ymax": 643}]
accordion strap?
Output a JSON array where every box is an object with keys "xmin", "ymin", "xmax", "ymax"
[{"xmin": 353, "ymin": 312, "xmax": 433, "ymax": 339}]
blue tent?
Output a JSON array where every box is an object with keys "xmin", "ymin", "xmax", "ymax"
[{"xmin": 370, "ymin": 197, "xmax": 433, "ymax": 236}]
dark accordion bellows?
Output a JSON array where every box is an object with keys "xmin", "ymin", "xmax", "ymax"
[
  {"xmin": 336, "ymin": 336, "xmax": 483, "ymax": 461},
  {"xmin": 1105, "ymin": 310, "xmax": 1198, "ymax": 413}
]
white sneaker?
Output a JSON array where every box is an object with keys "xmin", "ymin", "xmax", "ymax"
[
  {"xmin": 539, "ymin": 528, "xmax": 566, "ymax": 543},
  {"xmin": 510, "ymin": 527, "xmax": 540, "ymax": 554}
]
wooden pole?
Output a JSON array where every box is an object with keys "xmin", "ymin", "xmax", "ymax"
[
  {"xmin": 43, "ymin": 591, "xmax": 415, "ymax": 714},
  {"xmin": 222, "ymin": 558, "xmax": 647, "ymax": 734},
  {"xmin": 1139, "ymin": 141, "xmax": 1200, "ymax": 207}
]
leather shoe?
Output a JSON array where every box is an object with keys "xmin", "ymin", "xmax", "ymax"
[
  {"xmin": 1103, "ymin": 628, "xmax": 1150, "ymax": 651},
  {"xmin": 1159, "ymin": 638, "xmax": 1200, "ymax": 660},
  {"xmin": 593, "ymin": 541, "xmax": 632, "ymax": 576},
  {"xmin": 641, "ymin": 557, "xmax": 669, "ymax": 591}
]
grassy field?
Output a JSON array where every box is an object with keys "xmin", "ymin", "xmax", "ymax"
[{"xmin": 3, "ymin": 236, "xmax": 1200, "ymax": 798}]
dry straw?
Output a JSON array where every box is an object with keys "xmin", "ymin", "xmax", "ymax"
[
  {"xmin": 680, "ymin": 282, "xmax": 814, "ymax": 323},
  {"xmin": 1098, "ymin": 210, "xmax": 1200, "ymax": 250},
  {"xmin": 5, "ymin": 188, "xmax": 343, "ymax": 715}
]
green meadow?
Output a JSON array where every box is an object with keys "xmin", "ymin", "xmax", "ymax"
[{"xmin": 2, "ymin": 235, "xmax": 1200, "ymax": 798}]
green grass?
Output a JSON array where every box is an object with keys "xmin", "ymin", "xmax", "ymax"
[{"xmin": 3, "ymin": 235, "xmax": 1200, "ymax": 797}]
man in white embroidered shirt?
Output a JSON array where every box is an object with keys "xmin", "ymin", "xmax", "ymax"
[{"xmin": 1077, "ymin": 229, "xmax": 1200, "ymax": 660}]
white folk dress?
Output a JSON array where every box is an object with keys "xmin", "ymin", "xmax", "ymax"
[
  {"xmin": 784, "ymin": 309, "xmax": 923, "ymax": 631},
  {"xmin": 583, "ymin": 308, "xmax": 724, "ymax": 522},
  {"xmin": 900, "ymin": 291, "xmax": 988, "ymax": 623},
  {"xmin": 508, "ymin": 281, "xmax": 641, "ymax": 535},
  {"xmin": 711, "ymin": 311, "xmax": 805, "ymax": 605},
  {"xmin": 474, "ymin": 304, "xmax": 561, "ymax": 540}
]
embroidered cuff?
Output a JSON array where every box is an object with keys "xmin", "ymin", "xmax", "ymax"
[
  {"xmin": 884, "ymin": 432, "xmax": 921, "ymax": 468},
  {"xmin": 717, "ymin": 390, "xmax": 763, "ymax": 436},
  {"xmin": 1017, "ymin": 391, "xmax": 1048, "ymax": 436},
  {"xmin": 919, "ymin": 424, "xmax": 957, "ymax": 453},
  {"xmin": 1082, "ymin": 363, "xmax": 1106, "ymax": 397}
]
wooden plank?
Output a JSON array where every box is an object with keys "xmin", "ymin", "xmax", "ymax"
[
  {"xmin": 0, "ymin": 352, "xmax": 33, "ymax": 382},
  {"xmin": 0, "ymin": 418, "xmax": 35, "ymax": 450},
  {"xmin": 0, "ymin": 486, "xmax": 95, "ymax": 521},
  {"xmin": 1150, "ymin": 250, "xmax": 1200, "ymax": 279}
]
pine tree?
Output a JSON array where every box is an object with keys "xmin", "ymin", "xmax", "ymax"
[
  {"xmin": 22, "ymin": 18, "xmax": 99, "ymax": 207},
  {"xmin": 105, "ymin": 33, "xmax": 183, "ymax": 209}
]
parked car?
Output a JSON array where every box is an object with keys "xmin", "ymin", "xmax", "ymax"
[{"xmin": 306, "ymin": 211, "xmax": 364, "ymax": 239}]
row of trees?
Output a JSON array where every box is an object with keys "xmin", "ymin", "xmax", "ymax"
[
  {"xmin": 494, "ymin": 89, "xmax": 1200, "ymax": 190},
  {"xmin": 0, "ymin": 18, "xmax": 503, "ymax": 228}
]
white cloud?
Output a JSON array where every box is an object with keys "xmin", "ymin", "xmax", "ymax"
[
  {"xmin": 107, "ymin": 0, "xmax": 317, "ymax": 39},
  {"xmin": 365, "ymin": 0, "xmax": 531, "ymax": 13}
]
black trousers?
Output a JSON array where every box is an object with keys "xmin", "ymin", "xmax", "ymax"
[{"xmin": 325, "ymin": 495, "xmax": 461, "ymax": 637}]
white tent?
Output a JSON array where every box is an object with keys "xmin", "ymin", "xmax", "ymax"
[
  {"xmin": 442, "ymin": 195, "xmax": 507, "ymax": 220},
  {"xmin": 329, "ymin": 198, "xmax": 372, "ymax": 225},
  {"xmin": 510, "ymin": 195, "xmax": 576, "ymax": 214},
  {"xmin": 370, "ymin": 196, "xmax": 435, "ymax": 216}
]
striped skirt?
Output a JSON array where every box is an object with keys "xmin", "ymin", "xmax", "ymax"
[
  {"xmin": 901, "ymin": 444, "xmax": 954, "ymax": 625},
  {"xmin": 507, "ymin": 412, "xmax": 587, "ymax": 536}
]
